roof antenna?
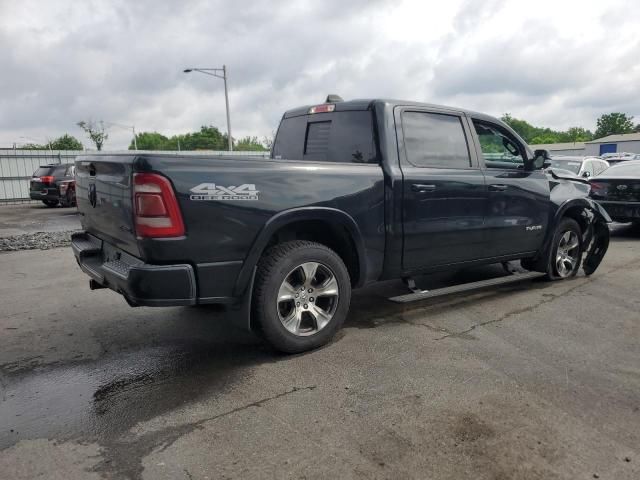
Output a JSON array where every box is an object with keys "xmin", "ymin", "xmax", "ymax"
[{"xmin": 325, "ymin": 94, "xmax": 343, "ymax": 103}]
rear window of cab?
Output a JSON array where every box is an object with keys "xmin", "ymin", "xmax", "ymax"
[{"xmin": 272, "ymin": 110, "xmax": 377, "ymax": 164}]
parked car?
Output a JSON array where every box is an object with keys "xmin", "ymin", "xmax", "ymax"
[
  {"xmin": 600, "ymin": 152, "xmax": 640, "ymax": 165},
  {"xmin": 546, "ymin": 156, "xmax": 609, "ymax": 178},
  {"xmin": 589, "ymin": 160, "xmax": 640, "ymax": 224},
  {"xmin": 71, "ymin": 97, "xmax": 611, "ymax": 353},
  {"xmin": 30, "ymin": 163, "xmax": 76, "ymax": 207}
]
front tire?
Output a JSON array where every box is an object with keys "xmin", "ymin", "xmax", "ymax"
[
  {"xmin": 253, "ymin": 241, "xmax": 351, "ymax": 353},
  {"xmin": 546, "ymin": 218, "xmax": 583, "ymax": 280},
  {"xmin": 42, "ymin": 199, "xmax": 58, "ymax": 207}
]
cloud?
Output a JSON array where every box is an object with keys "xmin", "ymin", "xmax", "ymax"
[{"xmin": 0, "ymin": 0, "xmax": 638, "ymax": 148}]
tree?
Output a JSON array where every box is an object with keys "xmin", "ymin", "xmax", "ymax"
[
  {"xmin": 235, "ymin": 136, "xmax": 268, "ymax": 151},
  {"xmin": 50, "ymin": 134, "xmax": 83, "ymax": 150},
  {"xmin": 563, "ymin": 127, "xmax": 593, "ymax": 143},
  {"xmin": 77, "ymin": 120, "xmax": 109, "ymax": 150},
  {"xmin": 501, "ymin": 114, "xmax": 540, "ymax": 143},
  {"xmin": 20, "ymin": 142, "xmax": 48, "ymax": 150},
  {"xmin": 594, "ymin": 113, "xmax": 634, "ymax": 139},
  {"xmin": 180, "ymin": 125, "xmax": 228, "ymax": 150},
  {"xmin": 19, "ymin": 134, "xmax": 83, "ymax": 150},
  {"xmin": 129, "ymin": 132, "xmax": 169, "ymax": 150}
]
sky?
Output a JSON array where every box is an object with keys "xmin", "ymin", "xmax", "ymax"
[{"xmin": 0, "ymin": 0, "xmax": 639, "ymax": 150}]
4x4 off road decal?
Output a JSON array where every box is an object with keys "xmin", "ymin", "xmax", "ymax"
[{"xmin": 190, "ymin": 183, "xmax": 259, "ymax": 201}]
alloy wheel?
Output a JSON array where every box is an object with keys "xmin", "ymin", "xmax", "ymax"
[
  {"xmin": 555, "ymin": 230, "xmax": 580, "ymax": 277},
  {"xmin": 276, "ymin": 262, "xmax": 339, "ymax": 336}
]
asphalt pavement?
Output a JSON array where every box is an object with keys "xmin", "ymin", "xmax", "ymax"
[{"xmin": 0, "ymin": 207, "xmax": 638, "ymax": 479}]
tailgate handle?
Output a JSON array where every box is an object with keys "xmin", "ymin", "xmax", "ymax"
[
  {"xmin": 489, "ymin": 184, "xmax": 508, "ymax": 192},
  {"xmin": 412, "ymin": 183, "xmax": 436, "ymax": 193}
]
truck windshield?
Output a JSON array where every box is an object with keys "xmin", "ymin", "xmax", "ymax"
[{"xmin": 272, "ymin": 110, "xmax": 377, "ymax": 163}]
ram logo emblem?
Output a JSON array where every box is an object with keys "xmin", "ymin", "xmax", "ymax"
[{"xmin": 190, "ymin": 183, "xmax": 259, "ymax": 201}]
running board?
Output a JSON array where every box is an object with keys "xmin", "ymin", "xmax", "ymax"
[{"xmin": 389, "ymin": 271, "xmax": 545, "ymax": 304}]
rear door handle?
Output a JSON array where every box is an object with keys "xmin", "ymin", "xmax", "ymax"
[
  {"xmin": 411, "ymin": 183, "xmax": 436, "ymax": 193},
  {"xmin": 488, "ymin": 184, "xmax": 508, "ymax": 192}
]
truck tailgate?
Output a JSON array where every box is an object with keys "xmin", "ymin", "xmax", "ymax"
[{"xmin": 75, "ymin": 155, "xmax": 140, "ymax": 257}]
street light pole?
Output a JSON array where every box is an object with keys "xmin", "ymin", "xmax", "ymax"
[
  {"xmin": 183, "ymin": 66, "xmax": 233, "ymax": 151},
  {"xmin": 105, "ymin": 122, "xmax": 137, "ymax": 150},
  {"xmin": 222, "ymin": 65, "xmax": 232, "ymax": 152}
]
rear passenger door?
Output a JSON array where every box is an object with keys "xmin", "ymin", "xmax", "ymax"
[{"xmin": 397, "ymin": 108, "xmax": 487, "ymax": 271}]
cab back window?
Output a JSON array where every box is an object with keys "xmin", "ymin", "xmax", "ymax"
[
  {"xmin": 273, "ymin": 110, "xmax": 377, "ymax": 163},
  {"xmin": 34, "ymin": 167, "xmax": 55, "ymax": 176}
]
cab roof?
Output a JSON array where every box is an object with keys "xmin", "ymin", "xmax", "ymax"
[{"xmin": 282, "ymin": 98, "xmax": 500, "ymax": 123}]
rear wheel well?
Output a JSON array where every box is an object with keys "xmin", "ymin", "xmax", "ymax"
[{"xmin": 262, "ymin": 220, "xmax": 360, "ymax": 287}]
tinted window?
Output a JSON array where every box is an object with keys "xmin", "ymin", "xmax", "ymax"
[
  {"xmin": 55, "ymin": 165, "xmax": 68, "ymax": 176},
  {"xmin": 472, "ymin": 120, "xmax": 525, "ymax": 169},
  {"xmin": 273, "ymin": 111, "xmax": 376, "ymax": 163},
  {"xmin": 402, "ymin": 112, "xmax": 471, "ymax": 168},
  {"xmin": 304, "ymin": 121, "xmax": 331, "ymax": 157},
  {"xmin": 34, "ymin": 166, "xmax": 55, "ymax": 176}
]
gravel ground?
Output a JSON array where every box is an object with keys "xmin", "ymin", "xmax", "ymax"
[
  {"xmin": 0, "ymin": 230, "xmax": 81, "ymax": 252},
  {"xmin": 0, "ymin": 204, "xmax": 81, "ymax": 238}
]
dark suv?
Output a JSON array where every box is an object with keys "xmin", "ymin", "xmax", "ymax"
[{"xmin": 30, "ymin": 163, "xmax": 76, "ymax": 207}]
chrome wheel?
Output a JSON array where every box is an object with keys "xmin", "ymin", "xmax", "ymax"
[
  {"xmin": 276, "ymin": 262, "xmax": 339, "ymax": 336},
  {"xmin": 555, "ymin": 230, "xmax": 580, "ymax": 277}
]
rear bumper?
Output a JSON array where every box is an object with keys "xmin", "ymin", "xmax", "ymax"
[
  {"xmin": 71, "ymin": 232, "xmax": 197, "ymax": 306},
  {"xmin": 30, "ymin": 190, "xmax": 59, "ymax": 201},
  {"xmin": 594, "ymin": 200, "xmax": 640, "ymax": 222}
]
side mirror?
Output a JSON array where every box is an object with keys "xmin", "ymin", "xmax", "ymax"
[
  {"xmin": 531, "ymin": 149, "xmax": 551, "ymax": 170},
  {"xmin": 582, "ymin": 171, "xmax": 591, "ymax": 178}
]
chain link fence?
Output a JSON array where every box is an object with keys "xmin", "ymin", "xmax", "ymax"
[{"xmin": 0, "ymin": 149, "xmax": 269, "ymax": 205}]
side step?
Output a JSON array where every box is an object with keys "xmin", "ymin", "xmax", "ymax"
[{"xmin": 388, "ymin": 271, "xmax": 545, "ymax": 304}]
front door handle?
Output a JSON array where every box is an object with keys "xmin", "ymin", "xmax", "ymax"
[
  {"xmin": 488, "ymin": 184, "xmax": 508, "ymax": 192},
  {"xmin": 411, "ymin": 183, "xmax": 436, "ymax": 193}
]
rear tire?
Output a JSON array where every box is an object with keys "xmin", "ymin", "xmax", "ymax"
[
  {"xmin": 253, "ymin": 240, "xmax": 351, "ymax": 354},
  {"xmin": 42, "ymin": 199, "xmax": 58, "ymax": 207},
  {"xmin": 546, "ymin": 218, "xmax": 583, "ymax": 280},
  {"xmin": 62, "ymin": 189, "xmax": 76, "ymax": 207}
]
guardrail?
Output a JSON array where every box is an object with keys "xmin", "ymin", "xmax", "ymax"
[{"xmin": 0, "ymin": 149, "xmax": 270, "ymax": 205}]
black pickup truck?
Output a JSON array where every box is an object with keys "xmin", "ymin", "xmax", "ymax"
[{"xmin": 72, "ymin": 97, "xmax": 611, "ymax": 353}]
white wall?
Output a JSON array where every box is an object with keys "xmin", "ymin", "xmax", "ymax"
[{"xmin": 585, "ymin": 141, "xmax": 640, "ymax": 156}]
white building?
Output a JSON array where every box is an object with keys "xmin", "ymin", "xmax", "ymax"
[
  {"xmin": 584, "ymin": 133, "xmax": 640, "ymax": 156},
  {"xmin": 528, "ymin": 142, "xmax": 586, "ymax": 156}
]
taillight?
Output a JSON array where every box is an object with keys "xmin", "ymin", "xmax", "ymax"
[
  {"xmin": 133, "ymin": 173, "xmax": 185, "ymax": 238},
  {"xmin": 308, "ymin": 104, "xmax": 335, "ymax": 114},
  {"xmin": 40, "ymin": 176, "xmax": 55, "ymax": 184},
  {"xmin": 589, "ymin": 182, "xmax": 605, "ymax": 195}
]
